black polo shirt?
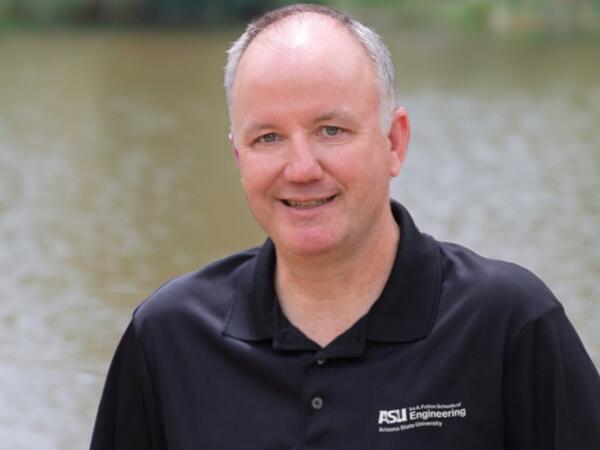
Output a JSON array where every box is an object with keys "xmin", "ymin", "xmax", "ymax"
[{"xmin": 90, "ymin": 202, "xmax": 600, "ymax": 450}]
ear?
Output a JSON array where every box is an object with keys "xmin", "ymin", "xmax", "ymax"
[
  {"xmin": 387, "ymin": 107, "xmax": 410, "ymax": 177},
  {"xmin": 229, "ymin": 132, "xmax": 241, "ymax": 170}
]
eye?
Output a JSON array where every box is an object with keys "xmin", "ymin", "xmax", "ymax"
[
  {"xmin": 257, "ymin": 132, "xmax": 278, "ymax": 144},
  {"xmin": 321, "ymin": 126, "xmax": 343, "ymax": 137}
]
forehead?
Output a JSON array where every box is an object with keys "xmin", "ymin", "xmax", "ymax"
[
  {"xmin": 231, "ymin": 14, "xmax": 379, "ymax": 125},
  {"xmin": 240, "ymin": 23, "xmax": 368, "ymax": 76}
]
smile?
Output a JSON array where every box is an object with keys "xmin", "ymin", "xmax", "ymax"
[{"xmin": 282, "ymin": 195, "xmax": 336, "ymax": 209}]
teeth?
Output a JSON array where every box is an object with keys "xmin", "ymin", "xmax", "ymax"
[{"xmin": 285, "ymin": 196, "xmax": 333, "ymax": 208}]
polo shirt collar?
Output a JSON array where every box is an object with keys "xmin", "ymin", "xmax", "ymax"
[{"xmin": 223, "ymin": 201, "xmax": 442, "ymax": 345}]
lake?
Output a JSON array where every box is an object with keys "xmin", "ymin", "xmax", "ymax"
[{"xmin": 0, "ymin": 28, "xmax": 598, "ymax": 449}]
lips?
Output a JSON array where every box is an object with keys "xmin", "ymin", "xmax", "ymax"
[{"xmin": 282, "ymin": 195, "xmax": 336, "ymax": 209}]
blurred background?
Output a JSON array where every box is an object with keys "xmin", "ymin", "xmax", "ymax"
[{"xmin": 0, "ymin": 0, "xmax": 599, "ymax": 448}]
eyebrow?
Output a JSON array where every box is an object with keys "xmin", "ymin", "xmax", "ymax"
[
  {"xmin": 242, "ymin": 110, "xmax": 355, "ymax": 136},
  {"xmin": 312, "ymin": 110, "xmax": 353, "ymax": 123},
  {"xmin": 244, "ymin": 122, "xmax": 277, "ymax": 136}
]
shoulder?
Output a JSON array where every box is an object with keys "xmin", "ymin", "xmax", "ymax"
[
  {"xmin": 439, "ymin": 240, "xmax": 560, "ymax": 311},
  {"xmin": 131, "ymin": 246, "xmax": 261, "ymax": 332},
  {"xmin": 436, "ymin": 240, "xmax": 562, "ymax": 342}
]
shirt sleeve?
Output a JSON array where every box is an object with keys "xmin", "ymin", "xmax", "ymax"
[
  {"xmin": 503, "ymin": 306, "xmax": 600, "ymax": 449},
  {"xmin": 90, "ymin": 321, "xmax": 165, "ymax": 450}
]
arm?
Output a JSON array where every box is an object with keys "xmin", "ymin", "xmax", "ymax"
[
  {"xmin": 90, "ymin": 322, "xmax": 165, "ymax": 450},
  {"xmin": 503, "ymin": 306, "xmax": 600, "ymax": 449}
]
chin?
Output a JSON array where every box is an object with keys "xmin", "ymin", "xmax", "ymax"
[{"xmin": 274, "ymin": 231, "xmax": 342, "ymax": 258}]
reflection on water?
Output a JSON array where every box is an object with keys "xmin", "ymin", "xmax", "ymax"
[{"xmin": 0, "ymin": 31, "xmax": 598, "ymax": 449}]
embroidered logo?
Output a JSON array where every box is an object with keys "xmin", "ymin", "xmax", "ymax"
[{"xmin": 378, "ymin": 402, "xmax": 467, "ymax": 432}]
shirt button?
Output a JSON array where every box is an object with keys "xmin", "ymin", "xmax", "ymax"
[
  {"xmin": 316, "ymin": 358, "xmax": 327, "ymax": 365},
  {"xmin": 311, "ymin": 396, "xmax": 324, "ymax": 410}
]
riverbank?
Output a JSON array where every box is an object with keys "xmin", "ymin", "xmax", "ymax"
[{"xmin": 1, "ymin": 0, "xmax": 599, "ymax": 37}]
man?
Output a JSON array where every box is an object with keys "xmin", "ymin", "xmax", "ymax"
[{"xmin": 90, "ymin": 4, "xmax": 600, "ymax": 449}]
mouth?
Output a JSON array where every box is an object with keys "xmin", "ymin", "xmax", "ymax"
[{"xmin": 282, "ymin": 195, "xmax": 336, "ymax": 209}]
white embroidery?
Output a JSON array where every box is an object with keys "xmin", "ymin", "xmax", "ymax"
[{"xmin": 378, "ymin": 402, "xmax": 467, "ymax": 432}]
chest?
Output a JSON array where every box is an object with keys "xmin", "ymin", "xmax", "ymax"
[{"xmin": 153, "ymin": 335, "xmax": 506, "ymax": 450}]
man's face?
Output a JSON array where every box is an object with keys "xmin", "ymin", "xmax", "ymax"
[{"xmin": 230, "ymin": 16, "xmax": 408, "ymax": 259}]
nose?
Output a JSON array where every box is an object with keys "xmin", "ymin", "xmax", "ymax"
[{"xmin": 283, "ymin": 136, "xmax": 323, "ymax": 183}]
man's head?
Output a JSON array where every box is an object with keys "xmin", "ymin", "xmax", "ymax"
[
  {"xmin": 225, "ymin": 4, "xmax": 410, "ymax": 259},
  {"xmin": 224, "ymin": 4, "xmax": 396, "ymax": 133}
]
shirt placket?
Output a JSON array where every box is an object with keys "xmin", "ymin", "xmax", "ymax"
[{"xmin": 301, "ymin": 350, "xmax": 332, "ymax": 448}]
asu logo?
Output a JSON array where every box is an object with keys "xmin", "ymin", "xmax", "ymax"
[{"xmin": 378, "ymin": 408, "xmax": 408, "ymax": 424}]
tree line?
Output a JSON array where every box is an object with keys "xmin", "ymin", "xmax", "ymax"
[
  {"xmin": 0, "ymin": 0, "xmax": 307, "ymax": 25},
  {"xmin": 1, "ymin": 0, "xmax": 599, "ymax": 33}
]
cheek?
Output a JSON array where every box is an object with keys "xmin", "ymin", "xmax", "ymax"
[{"xmin": 238, "ymin": 153, "xmax": 283, "ymax": 193}]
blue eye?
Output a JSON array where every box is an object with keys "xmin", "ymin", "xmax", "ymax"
[
  {"xmin": 324, "ymin": 126, "xmax": 341, "ymax": 136},
  {"xmin": 259, "ymin": 132, "xmax": 277, "ymax": 143}
]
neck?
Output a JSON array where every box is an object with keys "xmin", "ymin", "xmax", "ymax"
[{"xmin": 274, "ymin": 206, "xmax": 400, "ymax": 347}]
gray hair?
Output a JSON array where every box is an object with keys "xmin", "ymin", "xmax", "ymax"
[{"xmin": 224, "ymin": 4, "xmax": 396, "ymax": 133}]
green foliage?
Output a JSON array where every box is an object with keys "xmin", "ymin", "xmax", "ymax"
[
  {"xmin": 0, "ymin": 0, "xmax": 316, "ymax": 25},
  {"xmin": 0, "ymin": 0, "xmax": 599, "ymax": 33},
  {"xmin": 136, "ymin": 0, "xmax": 301, "ymax": 25},
  {"xmin": 439, "ymin": 0, "xmax": 493, "ymax": 30},
  {"xmin": 329, "ymin": 0, "xmax": 600, "ymax": 34}
]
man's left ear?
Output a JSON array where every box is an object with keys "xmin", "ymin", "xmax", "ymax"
[{"xmin": 387, "ymin": 107, "xmax": 410, "ymax": 177}]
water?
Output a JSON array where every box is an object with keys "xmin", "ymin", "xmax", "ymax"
[{"xmin": 0, "ymin": 30, "xmax": 598, "ymax": 449}]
